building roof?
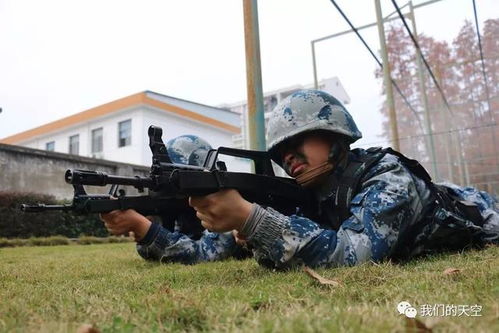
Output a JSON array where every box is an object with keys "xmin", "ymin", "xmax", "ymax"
[
  {"xmin": 0, "ymin": 91, "xmax": 240, "ymax": 144},
  {"xmin": 219, "ymin": 77, "xmax": 351, "ymax": 109}
]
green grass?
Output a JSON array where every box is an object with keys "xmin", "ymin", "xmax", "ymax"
[{"xmin": 0, "ymin": 244, "xmax": 497, "ymax": 333}]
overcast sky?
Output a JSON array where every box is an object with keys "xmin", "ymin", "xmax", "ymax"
[{"xmin": 1, "ymin": 0, "xmax": 497, "ymax": 147}]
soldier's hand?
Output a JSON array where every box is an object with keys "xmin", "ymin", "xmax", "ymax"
[
  {"xmin": 189, "ymin": 189, "xmax": 252, "ymax": 233},
  {"xmin": 100, "ymin": 209, "xmax": 152, "ymax": 241},
  {"xmin": 232, "ymin": 230, "xmax": 248, "ymax": 247}
]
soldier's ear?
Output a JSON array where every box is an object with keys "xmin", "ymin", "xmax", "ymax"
[{"xmin": 327, "ymin": 133, "xmax": 350, "ymax": 162}]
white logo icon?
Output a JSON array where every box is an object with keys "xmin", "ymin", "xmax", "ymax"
[{"xmin": 397, "ymin": 301, "xmax": 418, "ymax": 318}]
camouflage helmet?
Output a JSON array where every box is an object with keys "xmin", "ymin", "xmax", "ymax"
[
  {"xmin": 266, "ymin": 89, "xmax": 362, "ymax": 161},
  {"xmin": 166, "ymin": 135, "xmax": 212, "ymax": 166}
]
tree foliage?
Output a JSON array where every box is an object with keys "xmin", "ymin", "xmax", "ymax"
[{"xmin": 377, "ymin": 19, "xmax": 499, "ymax": 192}]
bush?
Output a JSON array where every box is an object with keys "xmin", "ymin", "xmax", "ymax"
[
  {"xmin": 0, "ymin": 235, "xmax": 133, "ymax": 248},
  {"xmin": 75, "ymin": 236, "xmax": 133, "ymax": 245},
  {"xmin": 0, "ymin": 191, "xmax": 109, "ymax": 239},
  {"xmin": 27, "ymin": 236, "xmax": 70, "ymax": 246},
  {"xmin": 44, "ymin": 236, "xmax": 71, "ymax": 246},
  {"xmin": 0, "ymin": 237, "xmax": 17, "ymax": 247},
  {"xmin": 107, "ymin": 236, "xmax": 134, "ymax": 243},
  {"xmin": 77, "ymin": 236, "xmax": 108, "ymax": 245}
]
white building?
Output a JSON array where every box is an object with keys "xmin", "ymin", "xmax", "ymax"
[
  {"xmin": 0, "ymin": 91, "xmax": 241, "ymax": 168},
  {"xmin": 221, "ymin": 77, "xmax": 351, "ymax": 149}
]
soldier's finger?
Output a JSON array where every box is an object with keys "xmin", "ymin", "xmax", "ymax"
[
  {"xmin": 104, "ymin": 222, "xmax": 114, "ymax": 231},
  {"xmin": 101, "ymin": 210, "xmax": 120, "ymax": 222},
  {"xmin": 103, "ymin": 217, "xmax": 119, "ymax": 227},
  {"xmin": 106, "ymin": 227, "xmax": 119, "ymax": 235},
  {"xmin": 189, "ymin": 196, "xmax": 210, "ymax": 209},
  {"xmin": 200, "ymin": 220, "xmax": 213, "ymax": 230},
  {"xmin": 195, "ymin": 211, "xmax": 212, "ymax": 223}
]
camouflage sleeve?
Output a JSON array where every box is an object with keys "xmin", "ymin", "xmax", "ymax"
[
  {"xmin": 136, "ymin": 223, "xmax": 238, "ymax": 264},
  {"xmin": 246, "ymin": 154, "xmax": 428, "ymax": 269},
  {"xmin": 438, "ymin": 182, "xmax": 499, "ymax": 243}
]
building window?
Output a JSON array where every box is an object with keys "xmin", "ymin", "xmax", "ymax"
[
  {"xmin": 91, "ymin": 127, "xmax": 103, "ymax": 153},
  {"xmin": 118, "ymin": 119, "xmax": 131, "ymax": 147},
  {"xmin": 46, "ymin": 141, "xmax": 55, "ymax": 151},
  {"xmin": 69, "ymin": 134, "xmax": 79, "ymax": 155}
]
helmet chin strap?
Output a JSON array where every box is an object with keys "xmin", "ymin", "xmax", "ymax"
[
  {"xmin": 295, "ymin": 141, "xmax": 348, "ymax": 187},
  {"xmin": 296, "ymin": 161, "xmax": 334, "ymax": 187}
]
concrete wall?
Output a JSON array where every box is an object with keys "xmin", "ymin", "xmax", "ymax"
[{"xmin": 0, "ymin": 143, "xmax": 150, "ymax": 199}]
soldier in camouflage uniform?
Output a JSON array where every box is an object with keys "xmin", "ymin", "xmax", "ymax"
[
  {"xmin": 153, "ymin": 135, "xmax": 212, "ymax": 240},
  {"xmin": 102, "ymin": 90, "xmax": 499, "ymax": 268},
  {"xmin": 101, "ymin": 135, "xmax": 245, "ymax": 263},
  {"xmin": 165, "ymin": 135, "xmax": 212, "ymax": 167}
]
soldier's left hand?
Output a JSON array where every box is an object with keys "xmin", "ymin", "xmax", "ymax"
[{"xmin": 189, "ymin": 189, "xmax": 252, "ymax": 233}]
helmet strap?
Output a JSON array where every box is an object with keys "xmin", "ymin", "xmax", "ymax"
[
  {"xmin": 296, "ymin": 161, "xmax": 334, "ymax": 187},
  {"xmin": 296, "ymin": 141, "xmax": 348, "ymax": 187}
]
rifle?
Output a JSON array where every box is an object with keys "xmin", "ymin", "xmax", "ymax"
[{"xmin": 21, "ymin": 126, "xmax": 312, "ymax": 232}]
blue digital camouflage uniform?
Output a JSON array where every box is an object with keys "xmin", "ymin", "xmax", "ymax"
[
  {"xmin": 136, "ymin": 134, "xmax": 243, "ymax": 263},
  {"xmin": 137, "ymin": 226, "xmax": 239, "ymax": 264},
  {"xmin": 136, "ymin": 90, "xmax": 499, "ymax": 268}
]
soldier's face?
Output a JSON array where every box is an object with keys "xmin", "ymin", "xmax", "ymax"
[{"xmin": 280, "ymin": 133, "xmax": 332, "ymax": 178}]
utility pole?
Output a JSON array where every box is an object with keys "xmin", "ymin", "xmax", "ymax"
[
  {"xmin": 409, "ymin": 1, "xmax": 439, "ymax": 180},
  {"xmin": 312, "ymin": 42, "xmax": 319, "ymax": 89},
  {"xmin": 243, "ymin": 0, "xmax": 266, "ymax": 151},
  {"xmin": 472, "ymin": 0, "xmax": 499, "ymax": 168},
  {"xmin": 434, "ymin": 66, "xmax": 466, "ymax": 185},
  {"xmin": 374, "ymin": 0, "xmax": 400, "ymax": 151}
]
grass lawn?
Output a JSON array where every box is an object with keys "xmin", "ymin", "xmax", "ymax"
[{"xmin": 0, "ymin": 243, "xmax": 497, "ymax": 332}]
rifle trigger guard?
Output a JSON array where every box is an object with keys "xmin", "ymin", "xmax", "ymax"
[
  {"xmin": 168, "ymin": 169, "xmax": 181, "ymax": 191},
  {"xmin": 213, "ymin": 170, "xmax": 226, "ymax": 189},
  {"xmin": 134, "ymin": 176, "xmax": 144, "ymax": 193},
  {"xmin": 118, "ymin": 197, "xmax": 125, "ymax": 210}
]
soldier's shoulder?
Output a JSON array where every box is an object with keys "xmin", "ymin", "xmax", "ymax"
[{"xmin": 350, "ymin": 147, "xmax": 406, "ymax": 178}]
